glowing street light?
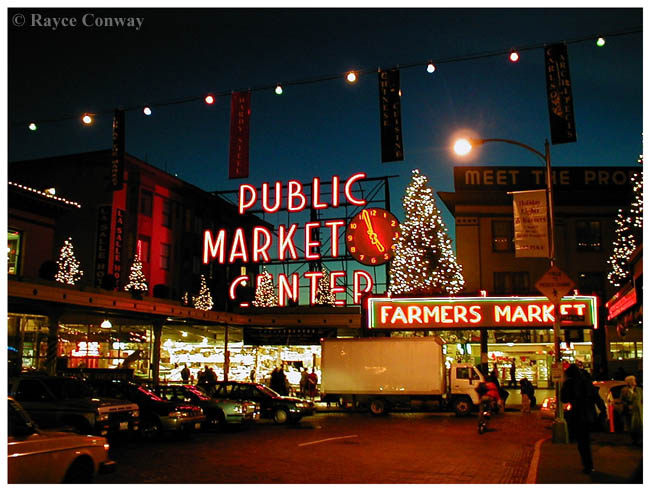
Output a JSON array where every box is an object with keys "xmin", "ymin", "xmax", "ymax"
[{"xmin": 453, "ymin": 134, "xmax": 568, "ymax": 444}]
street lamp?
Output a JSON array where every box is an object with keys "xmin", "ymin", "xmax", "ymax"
[{"xmin": 453, "ymin": 136, "xmax": 568, "ymax": 444}]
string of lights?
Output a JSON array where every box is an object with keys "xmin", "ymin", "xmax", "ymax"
[{"xmin": 12, "ymin": 27, "xmax": 641, "ymax": 130}]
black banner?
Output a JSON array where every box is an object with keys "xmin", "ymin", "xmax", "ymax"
[
  {"xmin": 229, "ymin": 91, "xmax": 251, "ymax": 179},
  {"xmin": 111, "ymin": 109, "xmax": 125, "ymax": 189},
  {"xmin": 544, "ymin": 43, "xmax": 577, "ymax": 144},
  {"xmin": 244, "ymin": 326, "xmax": 337, "ymax": 346},
  {"xmin": 94, "ymin": 205, "xmax": 112, "ymax": 287},
  {"xmin": 113, "ymin": 209, "xmax": 125, "ymax": 287},
  {"xmin": 378, "ymin": 69, "xmax": 404, "ymax": 162}
]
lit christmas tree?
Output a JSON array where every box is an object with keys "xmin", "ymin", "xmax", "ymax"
[
  {"xmin": 389, "ymin": 169, "xmax": 465, "ymax": 296},
  {"xmin": 55, "ymin": 237, "xmax": 83, "ymax": 285},
  {"xmin": 193, "ymin": 275, "xmax": 214, "ymax": 310},
  {"xmin": 607, "ymin": 163, "xmax": 643, "ymax": 287},
  {"xmin": 315, "ymin": 266, "xmax": 337, "ymax": 305},
  {"xmin": 124, "ymin": 253, "xmax": 148, "ymax": 293},
  {"xmin": 252, "ymin": 268, "xmax": 278, "ymax": 307}
]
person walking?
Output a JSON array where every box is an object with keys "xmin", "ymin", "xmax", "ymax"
[
  {"xmin": 509, "ymin": 361, "xmax": 517, "ymax": 388},
  {"xmin": 180, "ymin": 364, "xmax": 190, "ymax": 383},
  {"xmin": 560, "ymin": 363, "xmax": 599, "ymax": 474},
  {"xmin": 299, "ymin": 367, "xmax": 309, "ymax": 398},
  {"xmin": 621, "ymin": 375, "xmax": 643, "ymax": 445},
  {"xmin": 308, "ymin": 368, "xmax": 319, "ymax": 400}
]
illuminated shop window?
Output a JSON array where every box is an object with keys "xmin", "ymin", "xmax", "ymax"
[
  {"xmin": 160, "ymin": 243, "xmax": 171, "ymax": 270},
  {"xmin": 492, "ymin": 220, "xmax": 514, "ymax": 252},
  {"xmin": 140, "ymin": 190, "xmax": 153, "ymax": 217},
  {"xmin": 493, "ymin": 272, "xmax": 530, "ymax": 294},
  {"xmin": 576, "ymin": 220, "xmax": 601, "ymax": 251},
  {"xmin": 610, "ymin": 341, "xmax": 641, "ymax": 360},
  {"xmin": 8, "ymin": 229, "xmax": 22, "ymax": 275}
]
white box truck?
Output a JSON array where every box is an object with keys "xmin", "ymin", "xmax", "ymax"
[{"xmin": 320, "ymin": 336, "xmax": 484, "ymax": 416}]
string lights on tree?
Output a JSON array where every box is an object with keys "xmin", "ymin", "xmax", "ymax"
[
  {"xmin": 389, "ymin": 169, "xmax": 465, "ymax": 296},
  {"xmin": 315, "ymin": 266, "xmax": 337, "ymax": 306},
  {"xmin": 607, "ymin": 160, "xmax": 643, "ymax": 287},
  {"xmin": 54, "ymin": 237, "xmax": 83, "ymax": 285},
  {"xmin": 193, "ymin": 274, "xmax": 214, "ymax": 311},
  {"xmin": 252, "ymin": 267, "xmax": 278, "ymax": 307},
  {"xmin": 124, "ymin": 253, "xmax": 148, "ymax": 294}
]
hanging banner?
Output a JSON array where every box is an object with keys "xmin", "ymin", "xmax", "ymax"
[
  {"xmin": 111, "ymin": 109, "xmax": 125, "ymax": 190},
  {"xmin": 94, "ymin": 205, "xmax": 112, "ymax": 288},
  {"xmin": 512, "ymin": 189, "xmax": 550, "ymax": 258},
  {"xmin": 544, "ymin": 43, "xmax": 577, "ymax": 144},
  {"xmin": 112, "ymin": 208, "xmax": 125, "ymax": 287},
  {"xmin": 378, "ymin": 68, "xmax": 404, "ymax": 162},
  {"xmin": 229, "ymin": 91, "xmax": 251, "ymax": 179}
]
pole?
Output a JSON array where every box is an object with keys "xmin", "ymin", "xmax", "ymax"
[{"xmin": 545, "ymin": 139, "xmax": 568, "ymax": 444}]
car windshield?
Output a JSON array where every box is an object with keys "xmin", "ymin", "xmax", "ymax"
[
  {"xmin": 255, "ymin": 384, "xmax": 280, "ymax": 397},
  {"xmin": 185, "ymin": 386, "xmax": 211, "ymax": 401},
  {"xmin": 46, "ymin": 378, "xmax": 96, "ymax": 399},
  {"xmin": 137, "ymin": 385, "xmax": 165, "ymax": 402}
]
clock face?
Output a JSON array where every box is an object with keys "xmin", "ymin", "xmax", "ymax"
[{"xmin": 346, "ymin": 208, "xmax": 401, "ymax": 266}]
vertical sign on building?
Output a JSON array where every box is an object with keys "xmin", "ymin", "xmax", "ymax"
[
  {"xmin": 111, "ymin": 109, "xmax": 125, "ymax": 189},
  {"xmin": 229, "ymin": 91, "xmax": 251, "ymax": 179},
  {"xmin": 113, "ymin": 209, "xmax": 125, "ymax": 287},
  {"xmin": 94, "ymin": 205, "xmax": 112, "ymax": 287},
  {"xmin": 544, "ymin": 43, "xmax": 577, "ymax": 144},
  {"xmin": 512, "ymin": 189, "xmax": 550, "ymax": 258},
  {"xmin": 378, "ymin": 68, "xmax": 404, "ymax": 162}
]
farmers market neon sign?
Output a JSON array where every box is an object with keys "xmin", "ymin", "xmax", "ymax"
[
  {"xmin": 367, "ymin": 296, "xmax": 598, "ymax": 329},
  {"xmin": 203, "ymin": 173, "xmax": 374, "ymax": 306}
]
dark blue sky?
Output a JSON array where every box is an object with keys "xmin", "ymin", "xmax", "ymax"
[{"xmin": 7, "ymin": 8, "xmax": 643, "ymax": 233}]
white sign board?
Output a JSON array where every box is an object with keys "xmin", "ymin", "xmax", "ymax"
[{"xmin": 512, "ymin": 189, "xmax": 550, "ymax": 258}]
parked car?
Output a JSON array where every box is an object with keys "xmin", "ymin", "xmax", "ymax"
[
  {"xmin": 210, "ymin": 381, "xmax": 315, "ymax": 424},
  {"xmin": 88, "ymin": 379, "xmax": 205, "ymax": 439},
  {"xmin": 151, "ymin": 383, "xmax": 260, "ymax": 428},
  {"xmin": 540, "ymin": 380, "xmax": 628, "ymax": 430},
  {"xmin": 8, "ymin": 374, "xmax": 139, "ymax": 438},
  {"xmin": 8, "ymin": 397, "xmax": 116, "ymax": 483}
]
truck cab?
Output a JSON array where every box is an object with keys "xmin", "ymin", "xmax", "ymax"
[{"xmin": 448, "ymin": 363, "xmax": 485, "ymax": 415}]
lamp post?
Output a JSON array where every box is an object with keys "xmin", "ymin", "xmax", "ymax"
[{"xmin": 454, "ymin": 137, "xmax": 568, "ymax": 444}]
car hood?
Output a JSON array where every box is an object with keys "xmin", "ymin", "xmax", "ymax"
[{"xmin": 276, "ymin": 396, "xmax": 313, "ymax": 405}]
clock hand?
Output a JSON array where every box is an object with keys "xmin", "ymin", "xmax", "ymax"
[{"xmin": 361, "ymin": 210, "xmax": 385, "ymax": 252}]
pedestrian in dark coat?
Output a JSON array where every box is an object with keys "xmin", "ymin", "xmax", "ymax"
[{"xmin": 560, "ymin": 363, "xmax": 598, "ymax": 474}]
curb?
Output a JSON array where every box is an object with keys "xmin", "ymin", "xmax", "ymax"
[{"xmin": 526, "ymin": 437, "xmax": 549, "ymax": 483}]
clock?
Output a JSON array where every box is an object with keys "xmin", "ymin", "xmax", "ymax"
[{"xmin": 346, "ymin": 208, "xmax": 401, "ymax": 266}]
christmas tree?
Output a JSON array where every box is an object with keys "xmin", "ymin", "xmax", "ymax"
[
  {"xmin": 55, "ymin": 237, "xmax": 83, "ymax": 285},
  {"xmin": 193, "ymin": 274, "xmax": 214, "ymax": 310},
  {"xmin": 607, "ymin": 163, "xmax": 643, "ymax": 287},
  {"xmin": 252, "ymin": 268, "xmax": 278, "ymax": 307},
  {"xmin": 124, "ymin": 253, "xmax": 148, "ymax": 293},
  {"xmin": 315, "ymin": 266, "xmax": 337, "ymax": 305},
  {"xmin": 389, "ymin": 169, "xmax": 465, "ymax": 296}
]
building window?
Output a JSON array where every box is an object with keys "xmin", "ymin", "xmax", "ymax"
[
  {"xmin": 160, "ymin": 243, "xmax": 171, "ymax": 270},
  {"xmin": 8, "ymin": 229, "xmax": 22, "ymax": 275},
  {"xmin": 492, "ymin": 220, "xmax": 514, "ymax": 252},
  {"xmin": 610, "ymin": 341, "xmax": 642, "ymax": 360},
  {"xmin": 494, "ymin": 272, "xmax": 530, "ymax": 294},
  {"xmin": 578, "ymin": 272, "xmax": 604, "ymax": 296},
  {"xmin": 162, "ymin": 199, "xmax": 172, "ymax": 228},
  {"xmin": 576, "ymin": 220, "xmax": 601, "ymax": 251},
  {"xmin": 140, "ymin": 190, "xmax": 153, "ymax": 217},
  {"xmin": 138, "ymin": 235, "xmax": 151, "ymax": 263}
]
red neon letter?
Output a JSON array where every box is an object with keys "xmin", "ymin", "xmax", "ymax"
[
  {"xmin": 278, "ymin": 273, "xmax": 299, "ymax": 306},
  {"xmin": 344, "ymin": 172, "xmax": 367, "ymax": 206},
  {"xmin": 324, "ymin": 220, "xmax": 345, "ymax": 257},
  {"xmin": 239, "ymin": 184, "xmax": 257, "ymax": 215},
  {"xmin": 304, "ymin": 222, "xmax": 322, "ymax": 260},
  {"xmin": 331, "ymin": 175, "xmax": 340, "ymax": 207},
  {"xmin": 229, "ymin": 275, "xmax": 249, "ymax": 300},
  {"xmin": 253, "ymin": 226, "xmax": 272, "ymax": 262},
  {"xmin": 312, "ymin": 177, "xmax": 328, "ymax": 209},
  {"xmin": 261, "ymin": 181, "xmax": 282, "ymax": 213},
  {"xmin": 304, "ymin": 271, "xmax": 323, "ymax": 305},
  {"xmin": 203, "ymin": 229, "xmax": 226, "ymax": 264},
  {"xmin": 278, "ymin": 224, "xmax": 299, "ymax": 260},
  {"xmin": 287, "ymin": 180, "xmax": 307, "ymax": 212},
  {"xmin": 330, "ymin": 270, "xmax": 346, "ymax": 306},
  {"xmin": 229, "ymin": 228, "xmax": 249, "ymax": 263},
  {"xmin": 353, "ymin": 270, "xmax": 373, "ymax": 304}
]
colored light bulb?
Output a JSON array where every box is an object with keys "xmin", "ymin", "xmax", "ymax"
[
  {"xmin": 346, "ymin": 71, "xmax": 357, "ymax": 83},
  {"xmin": 28, "ymin": 122, "xmax": 37, "ymax": 131},
  {"xmin": 204, "ymin": 94, "xmax": 215, "ymax": 105},
  {"xmin": 427, "ymin": 63, "xmax": 436, "ymax": 73},
  {"xmin": 143, "ymin": 106, "xmax": 152, "ymax": 116},
  {"xmin": 509, "ymin": 51, "xmax": 520, "ymax": 63}
]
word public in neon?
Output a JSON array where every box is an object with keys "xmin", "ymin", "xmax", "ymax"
[{"xmin": 367, "ymin": 296, "xmax": 598, "ymax": 329}]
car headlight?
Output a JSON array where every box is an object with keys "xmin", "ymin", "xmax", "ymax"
[
  {"xmin": 295, "ymin": 402, "xmax": 308, "ymax": 408},
  {"xmin": 97, "ymin": 413, "xmax": 110, "ymax": 422}
]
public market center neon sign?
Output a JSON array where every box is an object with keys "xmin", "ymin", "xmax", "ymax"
[
  {"xmin": 202, "ymin": 172, "xmax": 374, "ymax": 306},
  {"xmin": 367, "ymin": 296, "xmax": 598, "ymax": 329}
]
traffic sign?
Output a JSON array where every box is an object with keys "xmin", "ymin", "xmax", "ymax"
[{"xmin": 535, "ymin": 266, "xmax": 575, "ymax": 304}]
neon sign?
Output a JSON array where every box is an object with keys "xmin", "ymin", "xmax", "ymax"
[
  {"xmin": 204, "ymin": 173, "xmax": 375, "ymax": 306},
  {"xmin": 367, "ymin": 296, "xmax": 598, "ymax": 330}
]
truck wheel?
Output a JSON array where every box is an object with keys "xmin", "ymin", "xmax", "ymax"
[
  {"xmin": 453, "ymin": 396, "xmax": 472, "ymax": 416},
  {"xmin": 369, "ymin": 399, "xmax": 387, "ymax": 416},
  {"xmin": 273, "ymin": 408, "xmax": 289, "ymax": 424}
]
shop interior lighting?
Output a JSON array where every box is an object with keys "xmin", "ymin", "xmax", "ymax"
[{"xmin": 100, "ymin": 319, "xmax": 112, "ymax": 329}]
